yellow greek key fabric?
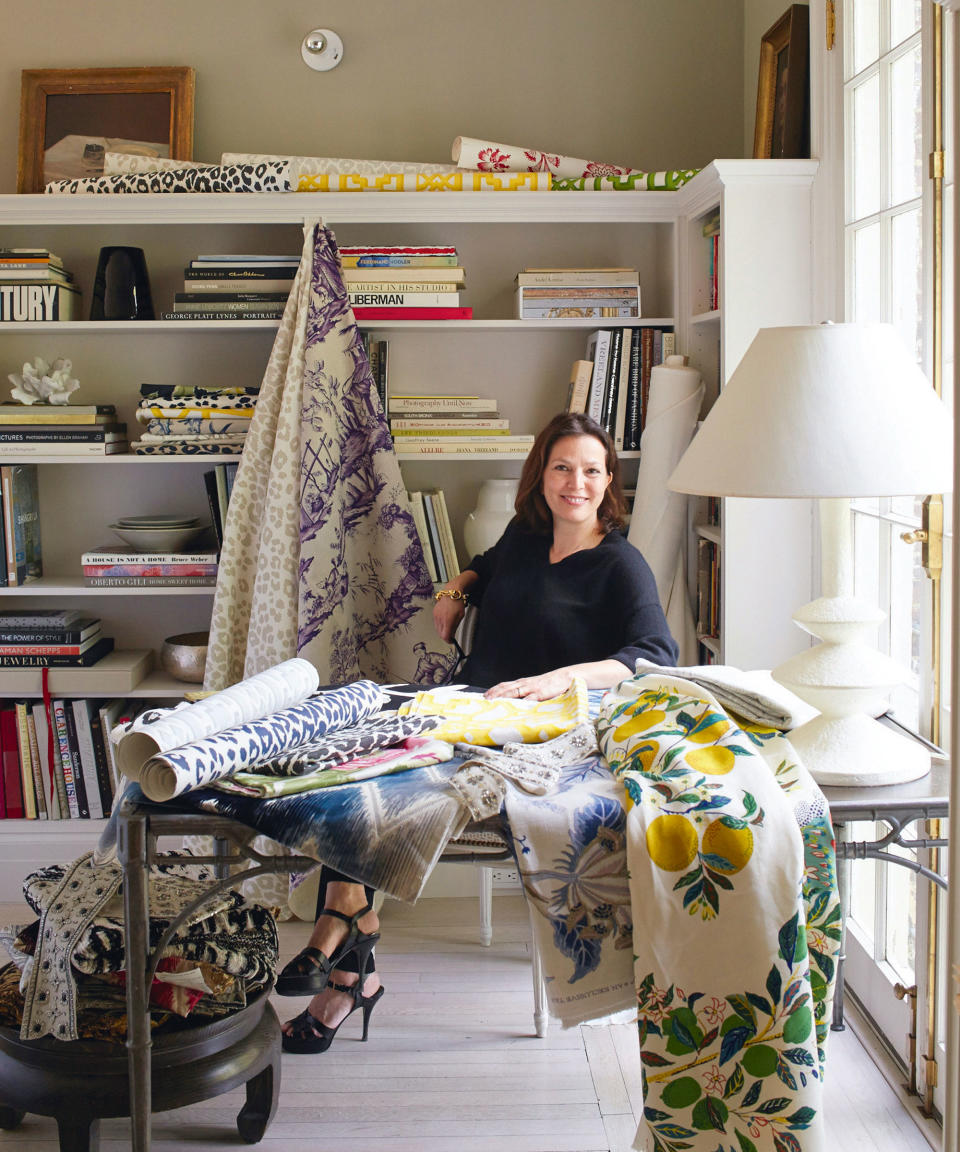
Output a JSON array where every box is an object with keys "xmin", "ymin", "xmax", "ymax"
[{"xmin": 295, "ymin": 171, "xmax": 551, "ymax": 193}]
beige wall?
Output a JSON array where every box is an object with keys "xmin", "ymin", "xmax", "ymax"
[
  {"xmin": 1, "ymin": 0, "xmax": 746, "ymax": 193},
  {"xmin": 743, "ymin": 0, "xmax": 810, "ymax": 154}
]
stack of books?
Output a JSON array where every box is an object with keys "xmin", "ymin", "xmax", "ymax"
[
  {"xmin": 81, "ymin": 547, "xmax": 219, "ymax": 588},
  {"xmin": 203, "ymin": 461, "xmax": 239, "ymax": 552},
  {"xmin": 515, "ymin": 268, "xmax": 640, "ymax": 320},
  {"xmin": 0, "ymin": 403, "xmax": 126, "ymax": 457},
  {"xmin": 388, "ymin": 395, "xmax": 533, "ymax": 456},
  {"xmin": 1, "ymin": 462, "xmax": 42, "ymax": 587},
  {"xmin": 341, "ymin": 245, "xmax": 471, "ymax": 320},
  {"xmin": 0, "ymin": 610, "xmax": 113, "ymax": 670},
  {"xmin": 0, "ymin": 689, "xmax": 141, "ymax": 820},
  {"xmin": 0, "ymin": 248, "xmax": 81, "ymax": 322},
  {"xmin": 407, "ymin": 489, "xmax": 459, "ymax": 583},
  {"xmin": 701, "ymin": 210, "xmax": 721, "ymax": 313},
  {"xmin": 572, "ymin": 326, "xmax": 676, "ymax": 451},
  {"xmin": 163, "ymin": 254, "xmax": 298, "ymax": 321}
]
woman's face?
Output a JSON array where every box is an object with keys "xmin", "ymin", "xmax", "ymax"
[{"xmin": 541, "ymin": 434, "xmax": 612, "ymax": 528}]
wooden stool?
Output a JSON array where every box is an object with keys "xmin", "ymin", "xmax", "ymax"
[{"xmin": 0, "ymin": 989, "xmax": 280, "ymax": 1151}]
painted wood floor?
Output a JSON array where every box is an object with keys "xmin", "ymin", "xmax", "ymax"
[{"xmin": 0, "ymin": 895, "xmax": 940, "ymax": 1151}]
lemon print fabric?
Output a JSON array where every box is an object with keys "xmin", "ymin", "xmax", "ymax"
[
  {"xmin": 398, "ymin": 677, "xmax": 589, "ymax": 746},
  {"xmin": 646, "ymin": 813, "xmax": 698, "ymax": 871}
]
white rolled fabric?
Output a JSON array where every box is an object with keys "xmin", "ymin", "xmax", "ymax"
[
  {"xmin": 627, "ymin": 356, "xmax": 704, "ymax": 663},
  {"xmin": 116, "ymin": 656, "xmax": 320, "ymax": 778},
  {"xmin": 451, "ymin": 135, "xmax": 636, "ymax": 179},
  {"xmin": 221, "ymin": 152, "xmax": 460, "ymax": 177}
]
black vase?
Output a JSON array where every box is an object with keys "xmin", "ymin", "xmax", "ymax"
[{"xmin": 90, "ymin": 246, "xmax": 155, "ymax": 320}]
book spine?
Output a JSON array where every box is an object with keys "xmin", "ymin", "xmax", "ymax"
[
  {"xmin": 52, "ymin": 700, "xmax": 80, "ymax": 818},
  {"xmin": 518, "ymin": 286, "xmax": 641, "ymax": 300},
  {"xmin": 0, "ymin": 642, "xmax": 96, "ymax": 656},
  {"xmin": 0, "ymin": 283, "xmax": 78, "ymax": 322},
  {"xmin": 352, "ymin": 307, "xmax": 472, "ymax": 320},
  {"xmin": 0, "ymin": 610, "xmax": 83, "ymax": 626},
  {"xmin": 519, "ymin": 304, "xmax": 639, "ymax": 319},
  {"xmin": 81, "ymin": 564, "xmax": 219, "ymax": 577},
  {"xmin": 0, "ymin": 442, "xmax": 126, "ymax": 456},
  {"xmin": 338, "ymin": 245, "xmax": 457, "ymax": 255},
  {"xmin": 204, "ymin": 469, "xmax": 224, "ymax": 551},
  {"xmin": 161, "ymin": 312, "xmax": 283, "ymax": 322},
  {"xmin": 88, "ymin": 707, "xmax": 114, "ymax": 816},
  {"xmin": 567, "ymin": 359, "xmax": 593, "ymax": 415},
  {"xmin": 0, "ymin": 428, "xmax": 125, "ymax": 442},
  {"xmin": 71, "ymin": 699, "xmax": 103, "ymax": 819},
  {"xmin": 395, "ymin": 443, "xmax": 532, "ymax": 456},
  {"xmin": 0, "ymin": 637, "xmax": 113, "ymax": 666},
  {"xmin": 32, "ymin": 702, "xmax": 63, "ymax": 819},
  {"xmin": 392, "ymin": 428, "xmax": 511, "ymax": 438},
  {"xmin": 348, "ymin": 291, "xmax": 461, "ymax": 307},
  {"xmin": 0, "ymin": 467, "xmax": 14, "ymax": 585},
  {"xmin": 625, "ymin": 329, "xmax": 643, "ymax": 451},
  {"xmin": 343, "ymin": 280, "xmax": 464, "ymax": 293},
  {"xmin": 175, "ymin": 292, "xmax": 290, "ymax": 304},
  {"xmin": 390, "ymin": 418, "xmax": 509, "ymax": 431},
  {"xmin": 601, "ymin": 328, "xmax": 623, "ymax": 434},
  {"xmin": 614, "ymin": 329, "xmax": 633, "ymax": 452},
  {"xmin": 25, "ymin": 707, "xmax": 47, "ymax": 818},
  {"xmin": 431, "ymin": 490, "xmax": 460, "ymax": 579},
  {"xmin": 0, "ymin": 707, "xmax": 23, "ymax": 819},
  {"xmin": 420, "ymin": 492, "xmax": 447, "ymax": 583},
  {"xmin": 181, "ymin": 280, "xmax": 292, "ymax": 294},
  {"xmin": 15, "ymin": 703, "xmax": 37, "ymax": 819},
  {"xmin": 661, "ymin": 330, "xmax": 676, "ymax": 359},
  {"xmin": 641, "ymin": 327, "xmax": 655, "ymax": 434},
  {"xmin": 62, "ymin": 703, "xmax": 89, "ymax": 819},
  {"xmin": 183, "ymin": 266, "xmax": 296, "ymax": 279},
  {"xmin": 80, "ymin": 552, "xmax": 216, "ymax": 564},
  {"xmin": 387, "ymin": 399, "xmax": 497, "ymax": 414},
  {"xmin": 406, "ymin": 492, "xmax": 437, "ymax": 583},
  {"xmin": 82, "ymin": 576, "xmax": 217, "ymax": 587},
  {"xmin": 586, "ymin": 331, "xmax": 611, "ymax": 424},
  {"xmin": 516, "ymin": 271, "xmax": 640, "ymax": 286}
]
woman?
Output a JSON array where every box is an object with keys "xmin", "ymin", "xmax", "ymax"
[{"xmin": 278, "ymin": 412, "xmax": 677, "ymax": 1053}]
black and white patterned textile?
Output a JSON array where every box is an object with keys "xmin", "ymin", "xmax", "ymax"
[
  {"xmin": 44, "ymin": 161, "xmax": 292, "ymax": 195},
  {"xmin": 144, "ymin": 417, "xmax": 252, "ymax": 436},
  {"xmin": 132, "ymin": 441, "xmax": 244, "ymax": 455},
  {"xmin": 139, "ymin": 384, "xmax": 261, "ymax": 401},
  {"xmin": 137, "ymin": 394, "xmax": 259, "ymax": 414},
  {"xmin": 250, "ymin": 712, "xmax": 440, "ymax": 776},
  {"xmin": 16, "ymin": 855, "xmax": 278, "ymax": 1041},
  {"xmin": 137, "ymin": 679, "xmax": 387, "ymax": 801}
]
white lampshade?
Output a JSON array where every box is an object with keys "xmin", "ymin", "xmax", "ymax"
[
  {"xmin": 667, "ymin": 322, "xmax": 953, "ymax": 787},
  {"xmin": 668, "ymin": 323, "xmax": 953, "ymax": 499}
]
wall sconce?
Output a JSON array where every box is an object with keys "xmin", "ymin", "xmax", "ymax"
[{"xmin": 301, "ymin": 28, "xmax": 344, "ymax": 71}]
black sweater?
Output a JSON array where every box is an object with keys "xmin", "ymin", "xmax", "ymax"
[{"xmin": 461, "ymin": 521, "xmax": 678, "ymax": 689}]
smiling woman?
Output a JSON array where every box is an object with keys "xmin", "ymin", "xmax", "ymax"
[{"xmin": 432, "ymin": 411, "xmax": 678, "ymax": 698}]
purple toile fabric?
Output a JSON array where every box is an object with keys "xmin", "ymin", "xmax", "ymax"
[{"xmin": 204, "ymin": 223, "xmax": 454, "ymax": 688}]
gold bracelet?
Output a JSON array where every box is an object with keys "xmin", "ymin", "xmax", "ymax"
[{"xmin": 434, "ymin": 588, "xmax": 468, "ymax": 603}]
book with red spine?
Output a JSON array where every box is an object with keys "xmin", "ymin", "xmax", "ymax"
[
  {"xmin": 352, "ymin": 306, "xmax": 472, "ymax": 320},
  {"xmin": 0, "ymin": 706, "xmax": 23, "ymax": 817}
]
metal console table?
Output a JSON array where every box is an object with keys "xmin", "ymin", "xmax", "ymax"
[
  {"xmin": 116, "ymin": 799, "xmax": 320, "ymax": 1152},
  {"xmin": 822, "ymin": 758, "xmax": 950, "ymax": 1031}
]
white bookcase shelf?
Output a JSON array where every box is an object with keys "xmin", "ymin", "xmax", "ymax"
[{"xmin": 0, "ymin": 160, "xmax": 818, "ymax": 895}]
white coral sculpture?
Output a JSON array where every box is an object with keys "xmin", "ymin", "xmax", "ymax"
[{"xmin": 7, "ymin": 357, "xmax": 80, "ymax": 405}]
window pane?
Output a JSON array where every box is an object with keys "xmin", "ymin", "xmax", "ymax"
[
  {"xmin": 943, "ymin": 537, "xmax": 953, "ymax": 753},
  {"xmin": 852, "ymin": 75, "xmax": 881, "ymax": 219},
  {"xmin": 889, "ymin": 524, "xmax": 920, "ymax": 671},
  {"xmin": 852, "ymin": 0, "xmax": 880, "ymax": 75},
  {"xmin": 884, "ymin": 840, "xmax": 917, "ymax": 980},
  {"xmin": 853, "ymin": 222, "xmax": 882, "ymax": 321},
  {"xmin": 890, "ymin": 45, "xmax": 923, "ymax": 205},
  {"xmin": 848, "ymin": 820, "xmax": 878, "ymax": 942},
  {"xmin": 890, "ymin": 0, "xmax": 921, "ymax": 48},
  {"xmin": 853, "ymin": 510, "xmax": 881, "ymax": 606},
  {"xmin": 891, "ymin": 208, "xmax": 922, "ymax": 359}
]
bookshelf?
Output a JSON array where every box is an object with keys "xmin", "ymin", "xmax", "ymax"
[{"xmin": 0, "ymin": 161, "xmax": 817, "ymax": 895}]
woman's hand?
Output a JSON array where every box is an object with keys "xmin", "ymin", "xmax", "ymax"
[
  {"xmin": 433, "ymin": 595, "xmax": 466, "ymax": 643},
  {"xmin": 485, "ymin": 669, "xmax": 574, "ymax": 701}
]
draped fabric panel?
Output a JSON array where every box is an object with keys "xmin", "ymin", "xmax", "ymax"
[{"xmin": 205, "ymin": 223, "xmax": 454, "ymax": 690}]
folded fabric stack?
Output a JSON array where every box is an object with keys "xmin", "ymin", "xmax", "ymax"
[
  {"xmin": 0, "ymin": 855, "xmax": 278, "ymax": 1042},
  {"xmin": 131, "ymin": 383, "xmax": 258, "ymax": 455}
]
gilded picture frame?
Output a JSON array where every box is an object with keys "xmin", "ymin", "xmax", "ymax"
[
  {"xmin": 17, "ymin": 66, "xmax": 195, "ymax": 193},
  {"xmin": 753, "ymin": 5, "xmax": 810, "ymax": 160}
]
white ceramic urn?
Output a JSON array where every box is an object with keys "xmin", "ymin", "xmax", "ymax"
[{"xmin": 462, "ymin": 477, "xmax": 519, "ymax": 558}]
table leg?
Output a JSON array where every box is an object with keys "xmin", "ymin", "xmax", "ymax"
[
  {"xmin": 832, "ymin": 821, "xmax": 853, "ymax": 1032},
  {"xmin": 119, "ymin": 810, "xmax": 152, "ymax": 1152}
]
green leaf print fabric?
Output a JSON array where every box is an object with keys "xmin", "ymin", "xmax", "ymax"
[{"xmin": 596, "ymin": 673, "xmax": 840, "ymax": 1152}]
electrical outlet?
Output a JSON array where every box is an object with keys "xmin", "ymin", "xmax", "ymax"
[{"xmin": 490, "ymin": 867, "xmax": 520, "ymax": 888}]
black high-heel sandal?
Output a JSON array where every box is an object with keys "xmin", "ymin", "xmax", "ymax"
[
  {"xmin": 281, "ymin": 978, "xmax": 385, "ymax": 1054},
  {"xmin": 275, "ymin": 904, "xmax": 380, "ymax": 996}
]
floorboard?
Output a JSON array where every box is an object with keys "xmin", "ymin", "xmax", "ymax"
[{"xmin": 0, "ymin": 895, "xmax": 941, "ymax": 1151}]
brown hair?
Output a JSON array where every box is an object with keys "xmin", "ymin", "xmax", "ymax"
[{"xmin": 514, "ymin": 412, "xmax": 625, "ymax": 534}]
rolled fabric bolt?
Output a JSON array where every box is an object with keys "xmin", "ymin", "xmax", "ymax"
[
  {"xmin": 137, "ymin": 679, "xmax": 387, "ymax": 802},
  {"xmin": 116, "ymin": 657, "xmax": 320, "ymax": 779}
]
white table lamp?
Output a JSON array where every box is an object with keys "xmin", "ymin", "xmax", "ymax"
[{"xmin": 668, "ymin": 323, "xmax": 953, "ymax": 786}]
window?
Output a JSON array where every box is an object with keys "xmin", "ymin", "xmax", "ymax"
[{"xmin": 840, "ymin": 0, "xmax": 953, "ymax": 1118}]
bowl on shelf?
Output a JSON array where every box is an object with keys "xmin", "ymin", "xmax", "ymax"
[
  {"xmin": 109, "ymin": 523, "xmax": 208, "ymax": 552},
  {"xmin": 160, "ymin": 631, "xmax": 210, "ymax": 683},
  {"xmin": 115, "ymin": 514, "xmax": 199, "ymax": 529}
]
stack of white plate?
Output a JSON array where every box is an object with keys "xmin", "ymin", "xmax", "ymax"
[{"xmin": 111, "ymin": 514, "xmax": 208, "ymax": 551}]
